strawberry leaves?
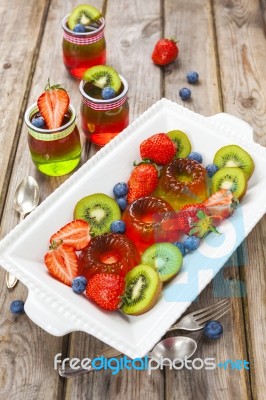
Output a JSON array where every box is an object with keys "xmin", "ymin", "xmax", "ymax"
[{"xmin": 189, "ymin": 210, "xmax": 220, "ymax": 238}]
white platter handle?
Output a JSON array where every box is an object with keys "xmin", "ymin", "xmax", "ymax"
[
  {"xmin": 24, "ymin": 292, "xmax": 77, "ymax": 336},
  {"xmin": 207, "ymin": 113, "xmax": 253, "ymax": 140}
]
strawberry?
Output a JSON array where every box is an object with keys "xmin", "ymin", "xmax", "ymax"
[
  {"xmin": 37, "ymin": 80, "xmax": 70, "ymax": 129},
  {"xmin": 162, "ymin": 203, "xmax": 219, "ymax": 238},
  {"xmin": 152, "ymin": 38, "xmax": 179, "ymax": 66},
  {"xmin": 203, "ymin": 189, "xmax": 239, "ymax": 224},
  {"xmin": 50, "ymin": 220, "xmax": 91, "ymax": 251},
  {"xmin": 140, "ymin": 133, "xmax": 176, "ymax": 165},
  {"xmin": 127, "ymin": 162, "xmax": 159, "ymax": 203},
  {"xmin": 86, "ymin": 273, "xmax": 125, "ymax": 311},
  {"xmin": 44, "ymin": 242, "xmax": 78, "ymax": 286}
]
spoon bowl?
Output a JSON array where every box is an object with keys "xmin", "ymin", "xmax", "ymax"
[
  {"xmin": 6, "ymin": 176, "xmax": 40, "ymax": 289},
  {"xmin": 149, "ymin": 336, "xmax": 197, "ymax": 361},
  {"xmin": 13, "ymin": 176, "xmax": 40, "ymax": 217}
]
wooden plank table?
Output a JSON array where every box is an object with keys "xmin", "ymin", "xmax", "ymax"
[{"xmin": 0, "ymin": 0, "xmax": 265, "ymax": 399}]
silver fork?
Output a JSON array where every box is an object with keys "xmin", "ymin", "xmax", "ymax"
[{"xmin": 168, "ymin": 298, "xmax": 231, "ymax": 332}]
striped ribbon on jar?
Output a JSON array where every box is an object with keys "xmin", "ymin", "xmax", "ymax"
[
  {"xmin": 82, "ymin": 95, "xmax": 128, "ymax": 111},
  {"xmin": 63, "ymin": 29, "xmax": 104, "ymax": 45}
]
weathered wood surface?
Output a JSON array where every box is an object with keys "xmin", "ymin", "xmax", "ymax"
[
  {"xmin": 212, "ymin": 1, "xmax": 266, "ymax": 399},
  {"xmin": 0, "ymin": 0, "xmax": 265, "ymax": 399},
  {"xmin": 0, "ymin": 0, "xmax": 50, "ymax": 213}
]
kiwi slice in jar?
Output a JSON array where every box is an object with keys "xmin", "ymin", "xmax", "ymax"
[
  {"xmin": 213, "ymin": 144, "xmax": 255, "ymax": 180},
  {"xmin": 141, "ymin": 243, "xmax": 183, "ymax": 282},
  {"xmin": 83, "ymin": 65, "xmax": 122, "ymax": 93},
  {"xmin": 121, "ymin": 265, "xmax": 162, "ymax": 315},
  {"xmin": 74, "ymin": 193, "xmax": 121, "ymax": 236},
  {"xmin": 211, "ymin": 167, "xmax": 247, "ymax": 200},
  {"xmin": 68, "ymin": 4, "xmax": 102, "ymax": 30},
  {"xmin": 167, "ymin": 130, "xmax": 192, "ymax": 158}
]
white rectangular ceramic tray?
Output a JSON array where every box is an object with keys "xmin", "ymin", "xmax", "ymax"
[{"xmin": 1, "ymin": 99, "xmax": 266, "ymax": 359}]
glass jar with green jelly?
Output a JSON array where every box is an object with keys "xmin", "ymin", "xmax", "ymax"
[{"xmin": 25, "ymin": 103, "xmax": 81, "ymax": 177}]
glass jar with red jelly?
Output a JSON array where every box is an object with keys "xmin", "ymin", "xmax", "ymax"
[
  {"xmin": 79, "ymin": 75, "xmax": 129, "ymax": 146},
  {"xmin": 62, "ymin": 15, "xmax": 106, "ymax": 79}
]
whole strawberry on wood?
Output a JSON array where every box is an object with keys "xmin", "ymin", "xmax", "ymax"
[
  {"xmin": 37, "ymin": 79, "xmax": 70, "ymax": 129},
  {"xmin": 140, "ymin": 133, "xmax": 176, "ymax": 165},
  {"xmin": 127, "ymin": 161, "xmax": 159, "ymax": 203},
  {"xmin": 152, "ymin": 38, "xmax": 179, "ymax": 66}
]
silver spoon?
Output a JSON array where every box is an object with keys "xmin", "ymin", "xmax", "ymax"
[
  {"xmin": 59, "ymin": 336, "xmax": 197, "ymax": 378},
  {"xmin": 6, "ymin": 176, "xmax": 40, "ymax": 289}
]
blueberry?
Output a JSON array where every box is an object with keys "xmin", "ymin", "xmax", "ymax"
[
  {"xmin": 173, "ymin": 241, "xmax": 186, "ymax": 257},
  {"xmin": 186, "ymin": 71, "xmax": 199, "ymax": 84},
  {"xmin": 113, "ymin": 182, "xmax": 128, "ymax": 198},
  {"xmin": 72, "ymin": 276, "xmax": 87, "ymax": 294},
  {"xmin": 206, "ymin": 164, "xmax": 219, "ymax": 178},
  {"xmin": 188, "ymin": 152, "xmax": 203, "ymax": 163},
  {"xmin": 102, "ymin": 87, "xmax": 116, "ymax": 100},
  {"xmin": 203, "ymin": 320, "xmax": 223, "ymax": 339},
  {"xmin": 110, "ymin": 220, "xmax": 126, "ymax": 234},
  {"xmin": 73, "ymin": 24, "xmax": 86, "ymax": 33},
  {"xmin": 183, "ymin": 235, "xmax": 200, "ymax": 251},
  {"xmin": 10, "ymin": 300, "xmax": 25, "ymax": 315},
  {"xmin": 116, "ymin": 197, "xmax": 128, "ymax": 211},
  {"xmin": 179, "ymin": 88, "xmax": 191, "ymax": 101},
  {"xmin": 32, "ymin": 116, "xmax": 45, "ymax": 128}
]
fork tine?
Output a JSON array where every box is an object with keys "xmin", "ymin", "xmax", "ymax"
[
  {"xmin": 196, "ymin": 305, "xmax": 231, "ymax": 327},
  {"xmin": 195, "ymin": 302, "xmax": 230, "ymax": 322},
  {"xmin": 192, "ymin": 299, "xmax": 229, "ymax": 317}
]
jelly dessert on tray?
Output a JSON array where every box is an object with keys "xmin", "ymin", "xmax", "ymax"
[
  {"xmin": 78, "ymin": 233, "xmax": 140, "ymax": 280},
  {"xmin": 154, "ymin": 158, "xmax": 209, "ymax": 210},
  {"xmin": 122, "ymin": 196, "xmax": 179, "ymax": 253}
]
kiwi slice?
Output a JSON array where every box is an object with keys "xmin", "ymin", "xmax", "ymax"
[
  {"xmin": 83, "ymin": 65, "xmax": 121, "ymax": 93},
  {"xmin": 141, "ymin": 243, "xmax": 183, "ymax": 282},
  {"xmin": 68, "ymin": 4, "xmax": 102, "ymax": 30},
  {"xmin": 74, "ymin": 193, "xmax": 121, "ymax": 236},
  {"xmin": 213, "ymin": 144, "xmax": 254, "ymax": 180},
  {"xmin": 121, "ymin": 265, "xmax": 162, "ymax": 315},
  {"xmin": 211, "ymin": 167, "xmax": 247, "ymax": 200},
  {"xmin": 167, "ymin": 130, "xmax": 192, "ymax": 158}
]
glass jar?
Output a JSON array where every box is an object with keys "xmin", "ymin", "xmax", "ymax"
[
  {"xmin": 62, "ymin": 15, "xmax": 106, "ymax": 79},
  {"xmin": 25, "ymin": 104, "xmax": 81, "ymax": 176},
  {"xmin": 79, "ymin": 75, "xmax": 129, "ymax": 146}
]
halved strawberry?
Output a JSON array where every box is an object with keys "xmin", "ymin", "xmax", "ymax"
[
  {"xmin": 37, "ymin": 80, "xmax": 70, "ymax": 129},
  {"xmin": 44, "ymin": 242, "xmax": 78, "ymax": 286},
  {"xmin": 50, "ymin": 220, "xmax": 91, "ymax": 251},
  {"xmin": 203, "ymin": 189, "xmax": 239, "ymax": 225},
  {"xmin": 86, "ymin": 273, "xmax": 125, "ymax": 311}
]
